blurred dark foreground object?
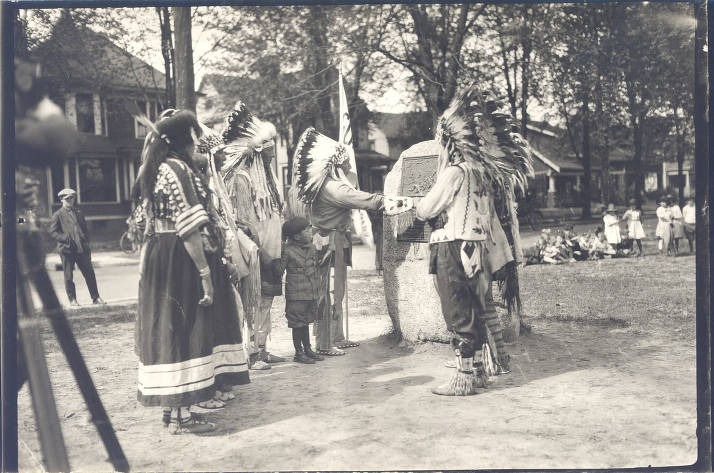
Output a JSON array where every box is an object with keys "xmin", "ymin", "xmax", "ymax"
[
  {"xmin": 13, "ymin": 56, "xmax": 129, "ymax": 471},
  {"xmin": 14, "ymin": 57, "xmax": 79, "ymax": 168}
]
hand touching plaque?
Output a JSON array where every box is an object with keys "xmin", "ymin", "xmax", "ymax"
[{"xmin": 383, "ymin": 196, "xmax": 414, "ymax": 216}]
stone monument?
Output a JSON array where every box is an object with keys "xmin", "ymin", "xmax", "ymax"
[
  {"xmin": 382, "ymin": 140, "xmax": 523, "ymax": 343},
  {"xmin": 382, "ymin": 140, "xmax": 449, "ymax": 342}
]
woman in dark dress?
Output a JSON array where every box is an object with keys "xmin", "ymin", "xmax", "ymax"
[{"xmin": 135, "ymin": 110, "xmax": 247, "ymax": 434}]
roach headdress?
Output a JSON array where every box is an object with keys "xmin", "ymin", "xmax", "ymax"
[
  {"xmin": 197, "ymin": 123, "xmax": 224, "ymax": 156},
  {"xmin": 292, "ymin": 127, "xmax": 351, "ymax": 204},
  {"xmin": 435, "ymin": 85, "xmax": 534, "ymax": 198}
]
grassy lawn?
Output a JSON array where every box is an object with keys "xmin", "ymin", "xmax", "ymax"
[{"xmin": 520, "ymin": 253, "xmax": 696, "ymax": 340}]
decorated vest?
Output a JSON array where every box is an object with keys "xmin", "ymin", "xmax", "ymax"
[{"xmin": 430, "ymin": 162, "xmax": 492, "ymax": 244}]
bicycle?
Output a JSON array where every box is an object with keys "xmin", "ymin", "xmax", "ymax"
[{"xmin": 119, "ymin": 217, "xmax": 144, "ymax": 254}]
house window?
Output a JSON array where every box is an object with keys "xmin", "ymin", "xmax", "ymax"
[
  {"xmin": 78, "ymin": 158, "xmax": 118, "ymax": 202},
  {"xmin": 76, "ymin": 93, "xmax": 95, "ymax": 133},
  {"xmin": 135, "ymin": 100, "xmax": 160, "ymax": 138},
  {"xmin": 668, "ymin": 174, "xmax": 686, "ymax": 189}
]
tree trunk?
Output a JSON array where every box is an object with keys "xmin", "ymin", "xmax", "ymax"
[
  {"xmin": 600, "ymin": 135, "xmax": 610, "ymax": 206},
  {"xmin": 581, "ymin": 94, "xmax": 592, "ymax": 218},
  {"xmin": 692, "ymin": 1, "xmax": 710, "ymax": 466},
  {"xmin": 674, "ymin": 106, "xmax": 686, "ymax": 205},
  {"xmin": 306, "ymin": 6, "xmax": 335, "ymax": 136},
  {"xmin": 157, "ymin": 7, "xmax": 175, "ymax": 108},
  {"xmin": 632, "ymin": 112, "xmax": 644, "ymax": 207},
  {"xmin": 498, "ymin": 32, "xmax": 518, "ymax": 120},
  {"xmin": 520, "ymin": 38, "xmax": 531, "ymax": 137},
  {"xmin": 625, "ymin": 76, "xmax": 644, "ymax": 208},
  {"xmin": 172, "ymin": 7, "xmax": 195, "ymax": 113}
]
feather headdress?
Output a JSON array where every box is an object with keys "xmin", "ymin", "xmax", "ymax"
[
  {"xmin": 221, "ymin": 101, "xmax": 277, "ymax": 172},
  {"xmin": 292, "ymin": 127, "xmax": 351, "ymax": 204},
  {"xmin": 220, "ymin": 102, "xmax": 282, "ymax": 221},
  {"xmin": 436, "ymin": 85, "xmax": 533, "ymax": 324},
  {"xmin": 435, "ymin": 86, "xmax": 534, "ymax": 198}
]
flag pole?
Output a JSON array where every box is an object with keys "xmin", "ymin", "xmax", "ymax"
[{"xmin": 339, "ymin": 60, "xmax": 350, "ymax": 343}]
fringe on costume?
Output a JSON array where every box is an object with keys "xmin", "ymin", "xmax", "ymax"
[
  {"xmin": 392, "ymin": 208, "xmax": 417, "ymax": 238},
  {"xmin": 203, "ymin": 137, "xmax": 262, "ymax": 317},
  {"xmin": 352, "ymin": 209, "xmax": 375, "ymax": 248},
  {"xmin": 448, "ymin": 369, "xmax": 479, "ymax": 396},
  {"xmin": 241, "ymin": 246, "xmax": 261, "ymax": 317}
]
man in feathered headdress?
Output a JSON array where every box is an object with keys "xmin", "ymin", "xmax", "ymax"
[
  {"xmin": 415, "ymin": 86, "xmax": 533, "ymax": 396},
  {"xmin": 291, "ymin": 128, "xmax": 412, "ymax": 356},
  {"xmin": 221, "ymin": 102, "xmax": 285, "ymax": 370}
]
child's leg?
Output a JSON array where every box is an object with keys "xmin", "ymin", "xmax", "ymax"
[
  {"xmin": 300, "ymin": 326, "xmax": 311, "ymax": 350},
  {"xmin": 292, "ymin": 328, "xmax": 302, "ymax": 353},
  {"xmin": 636, "ymin": 239, "xmax": 642, "ymax": 255},
  {"xmin": 658, "ymin": 238, "xmax": 663, "ymax": 252}
]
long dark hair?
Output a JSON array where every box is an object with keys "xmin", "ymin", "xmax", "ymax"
[{"xmin": 137, "ymin": 110, "xmax": 201, "ymax": 205}]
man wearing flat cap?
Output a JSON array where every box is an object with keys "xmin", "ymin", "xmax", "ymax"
[{"xmin": 49, "ymin": 188, "xmax": 105, "ymax": 306}]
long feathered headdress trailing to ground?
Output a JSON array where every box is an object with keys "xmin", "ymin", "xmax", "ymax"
[
  {"xmin": 196, "ymin": 122, "xmax": 261, "ymax": 329},
  {"xmin": 435, "ymin": 85, "xmax": 534, "ymax": 324},
  {"xmin": 221, "ymin": 101, "xmax": 277, "ymax": 172},
  {"xmin": 435, "ymin": 85, "xmax": 534, "ymax": 198},
  {"xmin": 292, "ymin": 127, "xmax": 351, "ymax": 204}
]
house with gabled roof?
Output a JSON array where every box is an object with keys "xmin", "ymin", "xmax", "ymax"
[{"xmin": 30, "ymin": 9, "xmax": 167, "ymax": 241}]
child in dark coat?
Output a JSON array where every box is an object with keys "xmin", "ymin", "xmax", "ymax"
[{"xmin": 282, "ymin": 217, "xmax": 324, "ymax": 364}]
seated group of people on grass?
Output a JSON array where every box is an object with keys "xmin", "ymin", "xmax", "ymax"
[
  {"xmin": 524, "ymin": 225, "xmax": 624, "ymax": 265},
  {"xmin": 524, "ymin": 195, "xmax": 696, "ymax": 265}
]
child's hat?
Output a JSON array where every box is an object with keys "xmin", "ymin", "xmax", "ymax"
[
  {"xmin": 606, "ymin": 203, "xmax": 616, "ymax": 213},
  {"xmin": 282, "ymin": 216, "xmax": 310, "ymax": 236},
  {"xmin": 629, "ymin": 198, "xmax": 636, "ymax": 205}
]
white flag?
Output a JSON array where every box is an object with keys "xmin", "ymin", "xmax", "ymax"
[
  {"xmin": 339, "ymin": 62, "xmax": 358, "ymax": 187},
  {"xmin": 338, "ymin": 62, "xmax": 374, "ymax": 249}
]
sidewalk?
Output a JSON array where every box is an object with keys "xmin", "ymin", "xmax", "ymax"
[{"xmin": 45, "ymin": 250, "xmax": 140, "ymax": 271}]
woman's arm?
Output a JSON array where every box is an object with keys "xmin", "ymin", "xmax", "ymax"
[{"xmin": 182, "ymin": 229, "xmax": 213, "ymax": 306}]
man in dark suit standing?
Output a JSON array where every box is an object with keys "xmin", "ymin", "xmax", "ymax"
[{"xmin": 49, "ymin": 188, "xmax": 105, "ymax": 306}]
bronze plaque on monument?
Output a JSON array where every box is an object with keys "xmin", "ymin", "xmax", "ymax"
[{"xmin": 397, "ymin": 155, "xmax": 439, "ymax": 243}]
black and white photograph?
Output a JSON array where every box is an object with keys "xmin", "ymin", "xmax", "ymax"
[{"xmin": 6, "ymin": 1, "xmax": 710, "ymax": 471}]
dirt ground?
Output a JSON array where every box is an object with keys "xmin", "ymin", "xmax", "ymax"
[{"xmin": 17, "ymin": 258, "xmax": 697, "ymax": 471}]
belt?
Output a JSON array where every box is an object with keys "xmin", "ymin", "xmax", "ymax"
[{"xmin": 155, "ymin": 219, "xmax": 176, "ymax": 233}]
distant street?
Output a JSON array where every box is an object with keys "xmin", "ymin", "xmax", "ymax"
[
  {"xmin": 43, "ymin": 244, "xmax": 380, "ymax": 307},
  {"xmin": 46, "ymin": 258, "xmax": 140, "ymax": 306}
]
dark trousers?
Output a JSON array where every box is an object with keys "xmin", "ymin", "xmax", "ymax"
[
  {"xmin": 60, "ymin": 251, "xmax": 99, "ymax": 301},
  {"xmin": 433, "ymin": 241, "xmax": 489, "ymax": 358}
]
